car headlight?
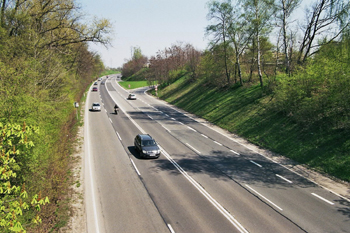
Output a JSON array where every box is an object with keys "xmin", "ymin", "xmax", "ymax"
[{"xmin": 142, "ymin": 150, "xmax": 147, "ymax": 154}]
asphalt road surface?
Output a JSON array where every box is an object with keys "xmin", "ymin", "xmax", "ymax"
[{"xmin": 84, "ymin": 75, "xmax": 350, "ymax": 233}]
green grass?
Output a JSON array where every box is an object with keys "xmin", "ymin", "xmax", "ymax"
[
  {"xmin": 119, "ymin": 80, "xmax": 156, "ymax": 89},
  {"xmin": 101, "ymin": 69, "xmax": 120, "ymax": 76},
  {"xmin": 158, "ymin": 75, "xmax": 350, "ymax": 182}
]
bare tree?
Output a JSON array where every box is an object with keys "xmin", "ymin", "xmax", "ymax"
[
  {"xmin": 274, "ymin": 0, "xmax": 301, "ymax": 74},
  {"xmin": 206, "ymin": 0, "xmax": 233, "ymax": 85},
  {"xmin": 298, "ymin": 0, "xmax": 350, "ymax": 64},
  {"xmin": 227, "ymin": 0, "xmax": 252, "ymax": 85},
  {"xmin": 242, "ymin": 0, "xmax": 275, "ymax": 87}
]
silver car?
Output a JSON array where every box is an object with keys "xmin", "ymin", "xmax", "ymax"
[
  {"xmin": 128, "ymin": 94, "xmax": 136, "ymax": 100},
  {"xmin": 91, "ymin": 102, "xmax": 101, "ymax": 111}
]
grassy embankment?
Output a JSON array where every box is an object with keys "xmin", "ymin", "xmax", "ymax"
[
  {"xmin": 119, "ymin": 80, "xmax": 158, "ymax": 89},
  {"xmin": 156, "ymin": 75, "xmax": 350, "ymax": 182}
]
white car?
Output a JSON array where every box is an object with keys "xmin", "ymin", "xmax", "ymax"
[
  {"xmin": 98, "ymin": 78, "xmax": 102, "ymax": 81},
  {"xmin": 91, "ymin": 102, "xmax": 101, "ymax": 111},
  {"xmin": 128, "ymin": 94, "xmax": 136, "ymax": 100}
]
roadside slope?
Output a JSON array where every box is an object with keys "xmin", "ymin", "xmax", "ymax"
[{"xmin": 155, "ymin": 75, "xmax": 350, "ymax": 197}]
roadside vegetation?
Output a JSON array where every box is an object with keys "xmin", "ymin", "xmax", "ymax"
[
  {"xmin": 119, "ymin": 81, "xmax": 156, "ymax": 90},
  {"xmin": 0, "ymin": 0, "xmax": 113, "ymax": 232},
  {"xmin": 121, "ymin": 0, "xmax": 350, "ymax": 182}
]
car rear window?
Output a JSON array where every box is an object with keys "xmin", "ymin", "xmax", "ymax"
[{"xmin": 141, "ymin": 140, "xmax": 156, "ymax": 146}]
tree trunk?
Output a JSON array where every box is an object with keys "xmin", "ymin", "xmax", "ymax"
[
  {"xmin": 1, "ymin": 0, "xmax": 6, "ymax": 27},
  {"xmin": 257, "ymin": 30, "xmax": 263, "ymax": 87}
]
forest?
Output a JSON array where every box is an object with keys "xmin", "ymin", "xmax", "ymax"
[
  {"xmin": 122, "ymin": 0, "xmax": 350, "ymax": 183},
  {"xmin": 0, "ymin": 0, "xmax": 111, "ymax": 231}
]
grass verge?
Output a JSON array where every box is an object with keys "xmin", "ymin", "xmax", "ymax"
[
  {"xmin": 157, "ymin": 75, "xmax": 350, "ymax": 182},
  {"xmin": 119, "ymin": 80, "xmax": 156, "ymax": 89}
]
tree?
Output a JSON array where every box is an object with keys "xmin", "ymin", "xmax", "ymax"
[
  {"xmin": 0, "ymin": 122, "xmax": 49, "ymax": 232},
  {"xmin": 242, "ymin": 0, "xmax": 275, "ymax": 87},
  {"xmin": 274, "ymin": 0, "xmax": 301, "ymax": 75},
  {"xmin": 121, "ymin": 47, "xmax": 148, "ymax": 78},
  {"xmin": 298, "ymin": 0, "xmax": 350, "ymax": 64},
  {"xmin": 226, "ymin": 0, "xmax": 252, "ymax": 85},
  {"xmin": 206, "ymin": 0, "xmax": 234, "ymax": 85},
  {"xmin": 185, "ymin": 44, "xmax": 202, "ymax": 80}
]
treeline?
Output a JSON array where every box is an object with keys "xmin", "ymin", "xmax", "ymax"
[
  {"xmin": 0, "ymin": 0, "xmax": 111, "ymax": 231},
  {"xmin": 121, "ymin": 0, "xmax": 350, "ymax": 180},
  {"xmin": 122, "ymin": 0, "xmax": 350, "ymax": 131}
]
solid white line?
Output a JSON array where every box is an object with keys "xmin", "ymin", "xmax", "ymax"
[
  {"xmin": 167, "ymin": 224, "xmax": 175, "ymax": 233},
  {"xmin": 180, "ymin": 112, "xmax": 350, "ymax": 203},
  {"xmin": 312, "ymin": 193, "xmax": 334, "ymax": 205},
  {"xmin": 109, "ymin": 118, "xmax": 112, "ymax": 123},
  {"xmin": 201, "ymin": 134, "xmax": 208, "ymax": 138},
  {"xmin": 230, "ymin": 150, "xmax": 240, "ymax": 155},
  {"xmin": 214, "ymin": 141, "xmax": 222, "ymax": 146},
  {"xmin": 246, "ymin": 185, "xmax": 283, "ymax": 211},
  {"xmin": 85, "ymin": 100, "xmax": 100, "ymax": 233},
  {"xmin": 250, "ymin": 160, "xmax": 262, "ymax": 168},
  {"xmin": 161, "ymin": 124, "xmax": 170, "ymax": 132},
  {"xmin": 187, "ymin": 126, "xmax": 197, "ymax": 132},
  {"xmin": 130, "ymin": 158, "xmax": 141, "ymax": 176},
  {"xmin": 116, "ymin": 131, "xmax": 122, "ymax": 141},
  {"xmin": 106, "ymin": 84, "xmax": 248, "ymax": 232},
  {"xmin": 161, "ymin": 148, "xmax": 248, "ymax": 233},
  {"xmin": 276, "ymin": 174, "xmax": 293, "ymax": 184},
  {"xmin": 186, "ymin": 143, "xmax": 201, "ymax": 154}
]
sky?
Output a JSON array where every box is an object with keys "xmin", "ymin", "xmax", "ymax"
[{"xmin": 81, "ymin": 0, "xmax": 211, "ymax": 68}]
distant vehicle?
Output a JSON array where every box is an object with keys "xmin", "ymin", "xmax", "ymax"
[
  {"xmin": 98, "ymin": 78, "xmax": 102, "ymax": 81},
  {"xmin": 128, "ymin": 94, "xmax": 136, "ymax": 100},
  {"xmin": 91, "ymin": 102, "xmax": 101, "ymax": 111},
  {"xmin": 134, "ymin": 134, "xmax": 161, "ymax": 158},
  {"xmin": 94, "ymin": 82, "xmax": 98, "ymax": 85},
  {"xmin": 92, "ymin": 87, "xmax": 98, "ymax": 91}
]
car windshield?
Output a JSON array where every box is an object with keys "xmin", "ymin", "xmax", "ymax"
[
  {"xmin": 141, "ymin": 140, "xmax": 156, "ymax": 147},
  {"xmin": 93, "ymin": 103, "xmax": 100, "ymax": 106}
]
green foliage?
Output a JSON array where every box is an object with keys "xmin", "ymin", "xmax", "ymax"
[
  {"xmin": 0, "ymin": 122, "xmax": 49, "ymax": 232},
  {"xmin": 157, "ymin": 52, "xmax": 350, "ymax": 181},
  {"xmin": 0, "ymin": 0, "xmax": 113, "ymax": 231},
  {"xmin": 272, "ymin": 41, "xmax": 350, "ymax": 130}
]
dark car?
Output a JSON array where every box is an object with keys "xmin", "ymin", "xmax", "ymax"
[
  {"xmin": 92, "ymin": 87, "xmax": 98, "ymax": 91},
  {"xmin": 134, "ymin": 134, "xmax": 161, "ymax": 158}
]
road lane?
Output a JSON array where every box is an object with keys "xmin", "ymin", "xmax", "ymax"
[
  {"xmin": 101, "ymin": 76, "xmax": 305, "ymax": 233},
  {"xmin": 101, "ymin": 78, "xmax": 246, "ymax": 233},
  {"xmin": 102, "ymin": 75, "xmax": 350, "ymax": 232},
  {"xmin": 84, "ymin": 81, "xmax": 169, "ymax": 233}
]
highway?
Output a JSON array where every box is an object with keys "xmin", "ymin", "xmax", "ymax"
[{"xmin": 84, "ymin": 74, "xmax": 350, "ymax": 233}]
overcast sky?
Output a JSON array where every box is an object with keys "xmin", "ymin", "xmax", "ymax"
[{"xmin": 81, "ymin": 0, "xmax": 211, "ymax": 68}]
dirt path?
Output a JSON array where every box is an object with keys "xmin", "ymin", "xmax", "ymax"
[{"xmin": 59, "ymin": 116, "xmax": 86, "ymax": 232}]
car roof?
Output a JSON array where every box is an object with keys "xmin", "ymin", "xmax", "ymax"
[
  {"xmin": 92, "ymin": 102, "xmax": 100, "ymax": 105},
  {"xmin": 139, "ymin": 134, "xmax": 153, "ymax": 140}
]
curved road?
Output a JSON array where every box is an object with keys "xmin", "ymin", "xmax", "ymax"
[{"xmin": 84, "ymin": 75, "xmax": 350, "ymax": 233}]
